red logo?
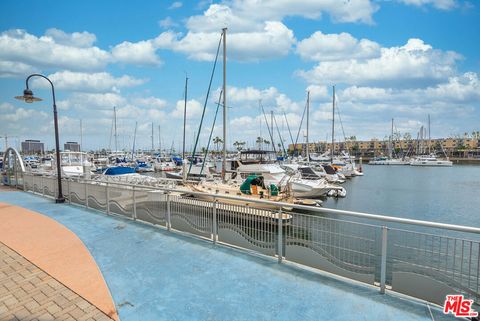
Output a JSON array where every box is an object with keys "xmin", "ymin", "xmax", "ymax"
[{"xmin": 443, "ymin": 295, "xmax": 478, "ymax": 317}]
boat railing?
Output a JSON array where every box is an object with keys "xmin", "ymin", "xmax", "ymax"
[{"xmin": 5, "ymin": 169, "xmax": 480, "ymax": 309}]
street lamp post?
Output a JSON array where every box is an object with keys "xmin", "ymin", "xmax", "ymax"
[{"xmin": 15, "ymin": 74, "xmax": 65, "ymax": 203}]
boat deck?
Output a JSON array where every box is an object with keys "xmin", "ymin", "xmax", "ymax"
[{"xmin": 0, "ymin": 190, "xmax": 456, "ymax": 320}]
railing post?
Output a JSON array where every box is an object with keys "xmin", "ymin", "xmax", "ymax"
[
  {"xmin": 166, "ymin": 192, "xmax": 171, "ymax": 231},
  {"xmin": 85, "ymin": 180, "xmax": 89, "ymax": 208},
  {"xmin": 212, "ymin": 199, "xmax": 217, "ymax": 244},
  {"xmin": 132, "ymin": 186, "xmax": 137, "ymax": 220},
  {"xmin": 14, "ymin": 166, "xmax": 18, "ymax": 189},
  {"xmin": 380, "ymin": 226, "xmax": 388, "ymax": 294},
  {"xmin": 67, "ymin": 179, "xmax": 71, "ymax": 204},
  {"xmin": 41, "ymin": 176, "xmax": 45, "ymax": 197},
  {"xmin": 23, "ymin": 173, "xmax": 26, "ymax": 191},
  {"xmin": 106, "ymin": 182, "xmax": 110, "ymax": 215},
  {"xmin": 278, "ymin": 207, "xmax": 283, "ymax": 263}
]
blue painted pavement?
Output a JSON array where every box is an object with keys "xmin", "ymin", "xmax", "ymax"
[{"xmin": 0, "ymin": 191, "xmax": 455, "ymax": 320}]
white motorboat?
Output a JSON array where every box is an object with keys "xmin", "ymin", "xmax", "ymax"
[
  {"xmin": 410, "ymin": 154, "xmax": 453, "ymax": 167},
  {"xmin": 369, "ymin": 156, "xmax": 409, "ymax": 165},
  {"xmin": 154, "ymin": 156, "xmax": 177, "ymax": 171},
  {"xmin": 60, "ymin": 151, "xmax": 95, "ymax": 177},
  {"xmin": 239, "ymin": 163, "xmax": 342, "ymax": 198}
]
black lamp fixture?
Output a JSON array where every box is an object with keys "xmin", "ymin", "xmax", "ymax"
[{"xmin": 15, "ymin": 74, "xmax": 65, "ymax": 203}]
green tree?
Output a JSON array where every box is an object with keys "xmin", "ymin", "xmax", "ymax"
[
  {"xmin": 256, "ymin": 137, "xmax": 263, "ymax": 149},
  {"xmin": 213, "ymin": 136, "xmax": 223, "ymax": 154}
]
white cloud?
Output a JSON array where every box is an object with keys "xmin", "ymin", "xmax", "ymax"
[
  {"xmin": 154, "ymin": 0, "xmax": 378, "ymax": 63},
  {"xmin": 171, "ymin": 99, "xmax": 203, "ymax": 118},
  {"xmin": 112, "ymin": 40, "xmax": 162, "ymax": 66},
  {"xmin": 155, "ymin": 21, "xmax": 295, "ymax": 61},
  {"xmin": 169, "ymin": 1, "xmax": 183, "ymax": 9},
  {"xmin": 0, "ymin": 60, "xmax": 36, "ymax": 78},
  {"xmin": 298, "ymin": 38, "xmax": 462, "ymax": 87},
  {"xmin": 0, "ymin": 102, "xmax": 15, "ymax": 112},
  {"xmin": 296, "ymin": 31, "xmax": 380, "ymax": 61},
  {"xmin": 187, "ymin": 0, "xmax": 378, "ymax": 32},
  {"xmin": 2, "ymin": 107, "xmax": 48, "ymax": 122},
  {"xmin": 32, "ymin": 71, "xmax": 146, "ymax": 92},
  {"xmin": 306, "ymin": 85, "xmax": 329, "ymax": 100},
  {"xmin": 158, "ymin": 17, "xmax": 178, "ymax": 28},
  {"xmin": 44, "ymin": 28, "xmax": 96, "ymax": 48},
  {"xmin": 0, "ymin": 29, "xmax": 110, "ymax": 72},
  {"xmin": 133, "ymin": 96, "xmax": 168, "ymax": 109},
  {"xmin": 397, "ymin": 0, "xmax": 457, "ymax": 10},
  {"xmin": 339, "ymin": 72, "xmax": 480, "ymax": 106},
  {"xmin": 58, "ymin": 93, "xmax": 127, "ymax": 111},
  {"xmin": 220, "ymin": 85, "xmax": 303, "ymax": 113},
  {"xmin": 186, "ymin": 4, "xmax": 260, "ymax": 32},
  {"xmin": 227, "ymin": 86, "xmax": 277, "ymax": 104}
]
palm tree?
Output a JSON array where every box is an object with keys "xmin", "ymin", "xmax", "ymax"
[
  {"xmin": 233, "ymin": 140, "xmax": 246, "ymax": 151},
  {"xmin": 256, "ymin": 136, "xmax": 263, "ymax": 150},
  {"xmin": 263, "ymin": 139, "xmax": 270, "ymax": 150},
  {"xmin": 213, "ymin": 136, "xmax": 223, "ymax": 154}
]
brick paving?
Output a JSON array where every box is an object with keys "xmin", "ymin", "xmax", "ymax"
[{"xmin": 0, "ymin": 242, "xmax": 115, "ymax": 321}]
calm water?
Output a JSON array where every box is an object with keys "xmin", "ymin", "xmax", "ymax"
[{"xmin": 322, "ymin": 164, "xmax": 480, "ymax": 227}]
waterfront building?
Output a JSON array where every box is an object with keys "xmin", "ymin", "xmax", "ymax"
[
  {"xmin": 21, "ymin": 139, "xmax": 44, "ymax": 154},
  {"xmin": 290, "ymin": 137, "xmax": 480, "ymax": 158}
]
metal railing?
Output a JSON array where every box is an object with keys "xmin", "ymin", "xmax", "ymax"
[{"xmin": 8, "ymin": 172, "xmax": 480, "ymax": 307}]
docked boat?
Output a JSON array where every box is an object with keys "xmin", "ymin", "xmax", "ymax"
[
  {"xmin": 190, "ymin": 175, "xmax": 322, "ymax": 209},
  {"xmin": 283, "ymin": 164, "xmax": 346, "ymax": 198},
  {"xmin": 409, "ymin": 154, "xmax": 453, "ymax": 167},
  {"xmin": 23, "ymin": 155, "xmax": 40, "ymax": 169},
  {"xmin": 369, "ymin": 156, "xmax": 409, "ymax": 165},
  {"xmin": 135, "ymin": 160, "xmax": 154, "ymax": 173},
  {"xmin": 154, "ymin": 156, "xmax": 176, "ymax": 172}
]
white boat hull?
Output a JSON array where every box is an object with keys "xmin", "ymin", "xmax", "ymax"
[{"xmin": 410, "ymin": 161, "xmax": 453, "ymax": 167}]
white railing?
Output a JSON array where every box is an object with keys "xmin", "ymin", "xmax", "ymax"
[{"xmin": 9, "ymin": 172, "xmax": 480, "ymax": 308}]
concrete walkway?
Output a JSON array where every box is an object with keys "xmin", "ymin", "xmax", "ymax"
[{"xmin": 0, "ymin": 191, "xmax": 456, "ymax": 321}]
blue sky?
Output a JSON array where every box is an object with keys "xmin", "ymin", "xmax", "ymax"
[{"xmin": 0, "ymin": 0, "xmax": 479, "ymax": 151}]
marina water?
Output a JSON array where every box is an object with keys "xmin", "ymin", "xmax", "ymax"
[{"xmin": 323, "ymin": 164, "xmax": 480, "ymax": 227}]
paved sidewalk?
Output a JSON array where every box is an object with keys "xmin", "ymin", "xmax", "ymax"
[
  {"xmin": 0, "ymin": 191, "xmax": 457, "ymax": 321},
  {"xmin": 0, "ymin": 242, "xmax": 114, "ymax": 321}
]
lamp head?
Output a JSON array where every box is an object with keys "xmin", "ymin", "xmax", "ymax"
[{"xmin": 14, "ymin": 89, "xmax": 42, "ymax": 103}]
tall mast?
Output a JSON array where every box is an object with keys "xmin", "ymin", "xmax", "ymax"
[
  {"xmin": 331, "ymin": 85, "xmax": 335, "ymax": 164},
  {"xmin": 183, "ymin": 76, "xmax": 188, "ymax": 160},
  {"xmin": 306, "ymin": 91, "xmax": 310, "ymax": 164},
  {"xmin": 271, "ymin": 110, "xmax": 274, "ymax": 151},
  {"xmin": 114, "ymin": 106, "xmax": 118, "ymax": 152},
  {"xmin": 151, "ymin": 122, "xmax": 154, "ymax": 153},
  {"xmin": 80, "ymin": 119, "xmax": 83, "ymax": 152},
  {"xmin": 428, "ymin": 114, "xmax": 431, "ymax": 154},
  {"xmin": 389, "ymin": 118, "xmax": 393, "ymax": 158},
  {"xmin": 222, "ymin": 28, "xmax": 227, "ymax": 183},
  {"xmin": 158, "ymin": 125, "xmax": 161, "ymax": 153},
  {"xmin": 132, "ymin": 121, "xmax": 137, "ymax": 160}
]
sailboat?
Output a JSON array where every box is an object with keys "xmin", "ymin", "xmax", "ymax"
[
  {"xmin": 369, "ymin": 118, "xmax": 409, "ymax": 165},
  {"xmin": 410, "ymin": 115, "xmax": 452, "ymax": 167},
  {"xmin": 186, "ymin": 29, "xmax": 344, "ymax": 208}
]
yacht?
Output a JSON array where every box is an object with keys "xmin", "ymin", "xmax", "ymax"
[
  {"xmin": 283, "ymin": 164, "xmax": 346, "ymax": 198},
  {"xmin": 369, "ymin": 156, "xmax": 409, "ymax": 165},
  {"xmin": 62, "ymin": 151, "xmax": 96, "ymax": 176},
  {"xmin": 135, "ymin": 160, "xmax": 154, "ymax": 173},
  {"xmin": 410, "ymin": 154, "xmax": 453, "ymax": 167},
  {"xmin": 23, "ymin": 155, "xmax": 40, "ymax": 169},
  {"xmin": 154, "ymin": 156, "xmax": 177, "ymax": 172}
]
